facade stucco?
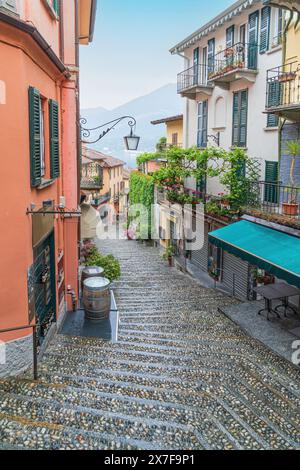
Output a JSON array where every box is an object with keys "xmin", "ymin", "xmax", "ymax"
[{"xmin": 177, "ymin": 2, "xmax": 283, "ymax": 195}]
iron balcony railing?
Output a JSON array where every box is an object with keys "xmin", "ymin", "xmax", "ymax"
[
  {"xmin": 177, "ymin": 64, "xmax": 210, "ymax": 93},
  {"xmin": 80, "ymin": 178, "xmax": 103, "ymax": 190},
  {"xmin": 266, "ymin": 61, "xmax": 300, "ymax": 110},
  {"xmin": 244, "ymin": 181, "xmax": 300, "ymax": 219},
  {"xmin": 208, "ymin": 42, "xmax": 258, "ymax": 81}
]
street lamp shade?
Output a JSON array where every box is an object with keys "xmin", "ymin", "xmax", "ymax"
[{"xmin": 124, "ymin": 128, "xmax": 140, "ymax": 151}]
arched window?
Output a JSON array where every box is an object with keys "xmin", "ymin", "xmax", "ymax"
[{"xmin": 214, "ymin": 96, "xmax": 226, "ymax": 129}]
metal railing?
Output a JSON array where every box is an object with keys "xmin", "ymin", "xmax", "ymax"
[
  {"xmin": 80, "ymin": 178, "xmax": 103, "ymax": 190},
  {"xmin": 266, "ymin": 61, "xmax": 300, "ymax": 110},
  {"xmin": 0, "ymin": 324, "xmax": 38, "ymax": 380},
  {"xmin": 177, "ymin": 64, "xmax": 210, "ymax": 93},
  {"xmin": 208, "ymin": 42, "xmax": 258, "ymax": 81},
  {"xmin": 244, "ymin": 181, "xmax": 300, "ymax": 218}
]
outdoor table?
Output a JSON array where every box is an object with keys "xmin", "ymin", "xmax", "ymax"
[
  {"xmin": 254, "ymin": 283, "xmax": 300, "ymax": 321},
  {"xmin": 271, "ymin": 283, "xmax": 300, "ymax": 317}
]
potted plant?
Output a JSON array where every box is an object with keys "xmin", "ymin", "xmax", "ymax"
[
  {"xmin": 282, "ymin": 140, "xmax": 300, "ymax": 216},
  {"xmin": 162, "ymin": 245, "xmax": 175, "ymax": 267},
  {"xmin": 224, "ymin": 48, "xmax": 234, "ymax": 58},
  {"xmin": 279, "ymin": 71, "xmax": 297, "ymax": 83}
]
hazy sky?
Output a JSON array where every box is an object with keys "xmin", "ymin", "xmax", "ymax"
[{"xmin": 80, "ymin": 0, "xmax": 233, "ymax": 110}]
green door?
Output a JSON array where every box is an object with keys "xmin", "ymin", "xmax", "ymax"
[
  {"xmin": 264, "ymin": 161, "xmax": 279, "ymax": 204},
  {"xmin": 34, "ymin": 231, "xmax": 56, "ymax": 345},
  {"xmin": 248, "ymin": 11, "xmax": 259, "ymax": 69}
]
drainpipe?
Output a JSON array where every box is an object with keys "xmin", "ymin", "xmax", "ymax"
[
  {"xmin": 75, "ymin": 0, "xmax": 81, "ymax": 248},
  {"xmin": 59, "ymin": 0, "xmax": 65, "ymax": 62}
]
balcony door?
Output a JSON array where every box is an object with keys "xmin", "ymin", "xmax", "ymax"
[
  {"xmin": 248, "ymin": 11, "xmax": 259, "ymax": 69},
  {"xmin": 226, "ymin": 26, "xmax": 235, "ymax": 66},
  {"xmin": 226, "ymin": 25, "xmax": 235, "ymax": 48},
  {"xmin": 239, "ymin": 24, "xmax": 246, "ymax": 64}
]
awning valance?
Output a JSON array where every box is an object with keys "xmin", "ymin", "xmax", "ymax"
[{"xmin": 208, "ymin": 220, "xmax": 300, "ymax": 287}]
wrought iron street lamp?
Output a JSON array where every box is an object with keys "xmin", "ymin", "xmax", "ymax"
[{"xmin": 80, "ymin": 115, "xmax": 140, "ymax": 151}]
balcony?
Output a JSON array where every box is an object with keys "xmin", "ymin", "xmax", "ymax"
[
  {"xmin": 265, "ymin": 62, "xmax": 300, "ymax": 121},
  {"xmin": 80, "ymin": 177, "xmax": 103, "ymax": 190},
  {"xmin": 208, "ymin": 42, "xmax": 258, "ymax": 89},
  {"xmin": 244, "ymin": 181, "xmax": 300, "ymax": 229},
  {"xmin": 177, "ymin": 64, "xmax": 213, "ymax": 99}
]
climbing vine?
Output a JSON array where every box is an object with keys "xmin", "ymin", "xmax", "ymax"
[{"xmin": 129, "ymin": 172, "xmax": 155, "ymax": 239}]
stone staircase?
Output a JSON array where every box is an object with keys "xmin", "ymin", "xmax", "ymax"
[{"xmin": 0, "ymin": 240, "xmax": 300, "ymax": 450}]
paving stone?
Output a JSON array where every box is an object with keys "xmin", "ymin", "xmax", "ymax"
[{"xmin": 0, "ymin": 239, "xmax": 300, "ymax": 449}]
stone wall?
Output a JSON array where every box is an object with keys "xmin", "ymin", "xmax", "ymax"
[{"xmin": 0, "ymin": 334, "xmax": 33, "ymax": 378}]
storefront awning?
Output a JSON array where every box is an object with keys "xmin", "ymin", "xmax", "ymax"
[{"xmin": 208, "ymin": 220, "xmax": 300, "ymax": 288}]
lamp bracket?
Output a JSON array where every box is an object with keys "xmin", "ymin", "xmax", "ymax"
[{"xmin": 80, "ymin": 115, "xmax": 137, "ymax": 145}]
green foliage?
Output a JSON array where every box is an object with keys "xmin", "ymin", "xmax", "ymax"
[
  {"xmin": 136, "ymin": 152, "xmax": 159, "ymax": 167},
  {"xmin": 162, "ymin": 245, "xmax": 175, "ymax": 261},
  {"xmin": 129, "ymin": 172, "xmax": 155, "ymax": 238},
  {"xmin": 285, "ymin": 140, "xmax": 300, "ymax": 191},
  {"xmin": 156, "ymin": 137, "xmax": 167, "ymax": 153},
  {"xmin": 219, "ymin": 147, "xmax": 251, "ymax": 208},
  {"xmin": 129, "ymin": 172, "xmax": 155, "ymax": 208},
  {"xmin": 93, "ymin": 175, "xmax": 102, "ymax": 185},
  {"xmin": 166, "ymin": 190, "xmax": 201, "ymax": 205},
  {"xmin": 85, "ymin": 247, "xmax": 121, "ymax": 282}
]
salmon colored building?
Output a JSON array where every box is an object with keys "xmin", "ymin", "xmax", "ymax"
[{"xmin": 0, "ymin": 0, "xmax": 97, "ymax": 377}]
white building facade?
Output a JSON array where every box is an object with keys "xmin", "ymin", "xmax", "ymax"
[{"xmin": 171, "ymin": 0, "xmax": 283, "ymax": 195}]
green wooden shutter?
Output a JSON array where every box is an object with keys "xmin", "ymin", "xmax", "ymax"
[
  {"xmin": 264, "ymin": 161, "xmax": 279, "ymax": 203},
  {"xmin": 267, "ymin": 113, "xmax": 279, "ymax": 127},
  {"xmin": 29, "ymin": 86, "xmax": 42, "ymax": 188},
  {"xmin": 248, "ymin": 11, "xmax": 259, "ymax": 68},
  {"xmin": 232, "ymin": 90, "xmax": 248, "ymax": 147},
  {"xmin": 260, "ymin": 6, "xmax": 271, "ymax": 53},
  {"xmin": 197, "ymin": 100, "xmax": 208, "ymax": 148},
  {"xmin": 52, "ymin": 0, "xmax": 59, "ymax": 15},
  {"xmin": 239, "ymin": 90, "xmax": 248, "ymax": 147},
  {"xmin": 207, "ymin": 38, "xmax": 215, "ymax": 75},
  {"xmin": 232, "ymin": 92, "xmax": 240, "ymax": 147},
  {"xmin": 49, "ymin": 99, "xmax": 60, "ymax": 179},
  {"xmin": 267, "ymin": 80, "xmax": 281, "ymax": 127}
]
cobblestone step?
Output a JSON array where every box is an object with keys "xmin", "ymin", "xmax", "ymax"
[
  {"xmin": 1, "ymin": 238, "xmax": 299, "ymax": 449},
  {"xmin": 0, "ymin": 415, "xmax": 158, "ymax": 450},
  {"xmin": 0, "ymin": 394, "xmax": 202, "ymax": 450}
]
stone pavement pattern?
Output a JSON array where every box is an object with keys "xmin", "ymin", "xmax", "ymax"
[{"xmin": 0, "ymin": 240, "xmax": 300, "ymax": 450}]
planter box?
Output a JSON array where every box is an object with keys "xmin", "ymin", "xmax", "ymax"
[{"xmin": 282, "ymin": 202, "xmax": 299, "ymax": 217}]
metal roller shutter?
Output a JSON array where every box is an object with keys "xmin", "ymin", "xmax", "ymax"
[
  {"xmin": 222, "ymin": 251, "xmax": 250, "ymax": 300},
  {"xmin": 190, "ymin": 223, "xmax": 208, "ymax": 271}
]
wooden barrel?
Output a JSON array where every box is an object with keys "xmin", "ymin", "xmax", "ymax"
[
  {"xmin": 81, "ymin": 266, "xmax": 104, "ymax": 291},
  {"xmin": 83, "ymin": 277, "xmax": 111, "ymax": 323}
]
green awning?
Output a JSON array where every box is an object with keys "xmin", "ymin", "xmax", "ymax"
[{"xmin": 208, "ymin": 220, "xmax": 300, "ymax": 287}]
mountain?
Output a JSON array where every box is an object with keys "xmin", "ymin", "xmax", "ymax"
[{"xmin": 80, "ymin": 84, "xmax": 183, "ymax": 167}]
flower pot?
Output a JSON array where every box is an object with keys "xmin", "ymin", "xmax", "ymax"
[
  {"xmin": 279, "ymin": 72, "xmax": 297, "ymax": 83},
  {"xmin": 168, "ymin": 257, "xmax": 173, "ymax": 267},
  {"xmin": 282, "ymin": 202, "xmax": 299, "ymax": 216}
]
